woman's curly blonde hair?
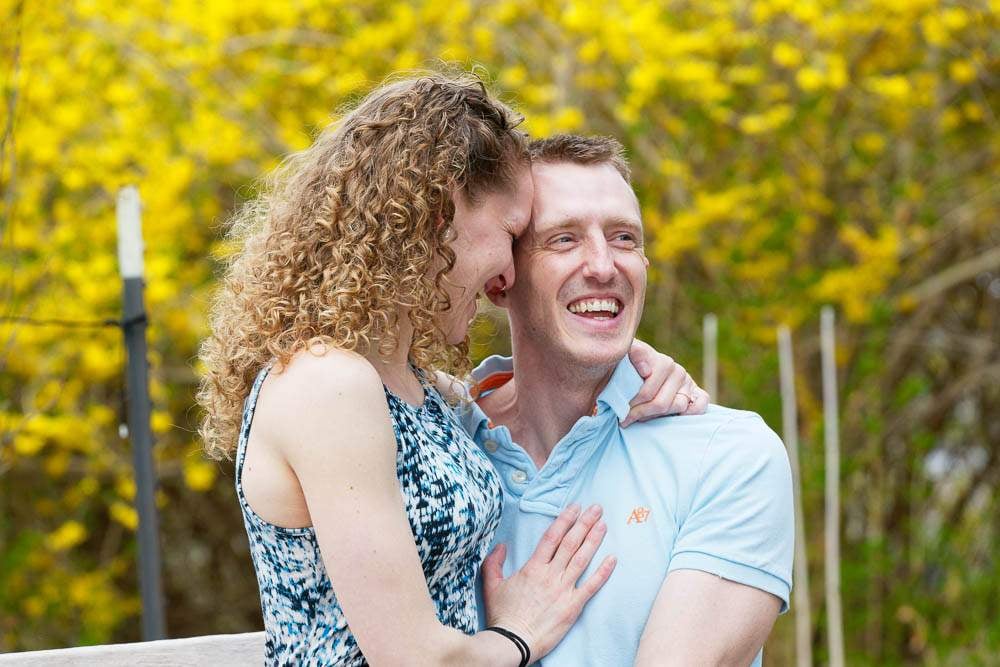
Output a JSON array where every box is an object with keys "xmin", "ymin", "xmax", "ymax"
[{"xmin": 198, "ymin": 72, "xmax": 529, "ymax": 459}]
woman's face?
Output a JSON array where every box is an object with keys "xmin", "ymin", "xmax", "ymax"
[{"xmin": 441, "ymin": 167, "xmax": 534, "ymax": 344}]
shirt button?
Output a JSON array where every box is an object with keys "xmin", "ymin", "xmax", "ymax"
[
  {"xmin": 510, "ymin": 469, "xmax": 528, "ymax": 484},
  {"xmin": 484, "ymin": 439, "xmax": 498, "ymax": 453}
]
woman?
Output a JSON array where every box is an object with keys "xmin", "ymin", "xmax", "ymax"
[{"xmin": 199, "ymin": 73, "xmax": 704, "ymax": 665}]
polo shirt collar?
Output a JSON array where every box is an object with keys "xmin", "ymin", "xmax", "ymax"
[
  {"xmin": 595, "ymin": 355, "xmax": 644, "ymax": 422},
  {"xmin": 469, "ymin": 354, "xmax": 643, "ymax": 426}
]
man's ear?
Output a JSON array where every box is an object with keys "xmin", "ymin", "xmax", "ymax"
[{"xmin": 483, "ymin": 275, "xmax": 510, "ymax": 309}]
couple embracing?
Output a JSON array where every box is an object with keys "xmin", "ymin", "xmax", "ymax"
[{"xmin": 199, "ymin": 72, "xmax": 793, "ymax": 666}]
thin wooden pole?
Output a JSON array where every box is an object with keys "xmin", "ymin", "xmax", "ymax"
[
  {"xmin": 703, "ymin": 313, "xmax": 718, "ymax": 399},
  {"xmin": 821, "ymin": 306, "xmax": 844, "ymax": 667},
  {"xmin": 778, "ymin": 325, "xmax": 813, "ymax": 667}
]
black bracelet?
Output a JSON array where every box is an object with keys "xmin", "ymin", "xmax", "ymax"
[{"xmin": 483, "ymin": 626, "xmax": 530, "ymax": 667}]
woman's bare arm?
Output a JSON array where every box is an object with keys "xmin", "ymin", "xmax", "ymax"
[{"xmin": 257, "ymin": 350, "xmax": 610, "ymax": 665}]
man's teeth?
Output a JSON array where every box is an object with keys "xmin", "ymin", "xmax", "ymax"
[{"xmin": 568, "ymin": 299, "xmax": 621, "ymax": 314}]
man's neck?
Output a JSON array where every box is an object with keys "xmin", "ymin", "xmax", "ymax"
[{"xmin": 480, "ymin": 347, "xmax": 616, "ymax": 469}]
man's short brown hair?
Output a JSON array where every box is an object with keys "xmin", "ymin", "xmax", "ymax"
[{"xmin": 528, "ymin": 134, "xmax": 631, "ymax": 184}]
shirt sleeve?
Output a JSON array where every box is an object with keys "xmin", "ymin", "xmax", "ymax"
[{"xmin": 667, "ymin": 413, "xmax": 795, "ymax": 612}]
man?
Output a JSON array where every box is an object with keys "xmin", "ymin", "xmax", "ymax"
[{"xmin": 469, "ymin": 135, "xmax": 794, "ymax": 666}]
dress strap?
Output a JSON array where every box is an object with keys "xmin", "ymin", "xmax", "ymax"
[{"xmin": 234, "ymin": 363, "xmax": 273, "ymax": 491}]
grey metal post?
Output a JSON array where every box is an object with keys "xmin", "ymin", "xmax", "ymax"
[
  {"xmin": 777, "ymin": 325, "xmax": 813, "ymax": 667},
  {"xmin": 820, "ymin": 306, "xmax": 844, "ymax": 667},
  {"xmin": 117, "ymin": 186, "xmax": 167, "ymax": 640}
]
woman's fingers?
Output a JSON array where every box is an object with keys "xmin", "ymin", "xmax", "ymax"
[
  {"xmin": 628, "ymin": 346, "xmax": 672, "ymax": 408},
  {"xmin": 481, "ymin": 543, "xmax": 507, "ymax": 594},
  {"xmin": 623, "ymin": 364, "xmax": 687, "ymax": 426},
  {"xmin": 575, "ymin": 554, "xmax": 618, "ymax": 600},
  {"xmin": 679, "ymin": 377, "xmax": 710, "ymax": 415},
  {"xmin": 563, "ymin": 517, "xmax": 608, "ymax": 583},
  {"xmin": 484, "ymin": 505, "xmax": 616, "ymax": 660},
  {"xmin": 549, "ymin": 504, "xmax": 602, "ymax": 570},
  {"xmin": 529, "ymin": 503, "xmax": 581, "ymax": 564},
  {"xmin": 690, "ymin": 386, "xmax": 710, "ymax": 414}
]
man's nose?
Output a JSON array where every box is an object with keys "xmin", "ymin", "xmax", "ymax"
[{"xmin": 581, "ymin": 240, "xmax": 616, "ymax": 282}]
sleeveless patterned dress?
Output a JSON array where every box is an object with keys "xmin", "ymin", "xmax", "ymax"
[{"xmin": 235, "ymin": 365, "xmax": 503, "ymax": 665}]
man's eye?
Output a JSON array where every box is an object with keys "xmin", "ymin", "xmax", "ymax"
[{"xmin": 553, "ymin": 235, "xmax": 573, "ymax": 244}]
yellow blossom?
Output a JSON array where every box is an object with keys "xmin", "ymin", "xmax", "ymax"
[
  {"xmin": 940, "ymin": 7, "xmax": 969, "ymax": 30},
  {"xmin": 772, "ymin": 42, "xmax": 803, "ymax": 68},
  {"xmin": 184, "ymin": 457, "xmax": 218, "ymax": 492},
  {"xmin": 857, "ymin": 132, "xmax": 887, "ymax": 156},
  {"xmin": 553, "ymin": 107, "xmax": 585, "ymax": 131},
  {"xmin": 939, "ymin": 107, "xmax": 963, "ymax": 131},
  {"xmin": 963, "ymin": 102, "xmax": 984, "ymax": 122},
  {"xmin": 151, "ymin": 410, "xmax": 173, "ymax": 434},
  {"xmin": 116, "ymin": 476, "xmax": 136, "ymax": 501},
  {"xmin": 110, "ymin": 501, "xmax": 140, "ymax": 531},
  {"xmin": 44, "ymin": 453, "xmax": 70, "ymax": 478},
  {"xmin": 949, "ymin": 60, "xmax": 977, "ymax": 84},
  {"xmin": 866, "ymin": 75, "xmax": 912, "ymax": 101},
  {"xmin": 796, "ymin": 66, "xmax": 825, "ymax": 92},
  {"xmin": 14, "ymin": 433, "xmax": 45, "ymax": 456},
  {"xmin": 46, "ymin": 521, "xmax": 87, "ymax": 552}
]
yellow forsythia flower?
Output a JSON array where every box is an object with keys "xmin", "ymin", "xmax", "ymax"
[
  {"xmin": 857, "ymin": 132, "xmax": 887, "ymax": 155},
  {"xmin": 47, "ymin": 521, "xmax": 87, "ymax": 551},
  {"xmin": 796, "ymin": 66, "xmax": 825, "ymax": 92},
  {"xmin": 13, "ymin": 434, "xmax": 44, "ymax": 456},
  {"xmin": 110, "ymin": 501, "xmax": 139, "ymax": 531},
  {"xmin": 949, "ymin": 60, "xmax": 976, "ymax": 84},
  {"xmin": 772, "ymin": 42, "xmax": 803, "ymax": 68},
  {"xmin": 184, "ymin": 458, "xmax": 218, "ymax": 492}
]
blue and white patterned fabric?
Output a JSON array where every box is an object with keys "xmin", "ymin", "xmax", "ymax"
[{"xmin": 235, "ymin": 364, "xmax": 504, "ymax": 666}]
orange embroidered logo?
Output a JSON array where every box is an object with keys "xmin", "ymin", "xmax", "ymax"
[{"xmin": 626, "ymin": 506, "xmax": 651, "ymax": 525}]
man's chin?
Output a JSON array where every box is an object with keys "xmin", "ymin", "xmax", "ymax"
[{"xmin": 562, "ymin": 338, "xmax": 632, "ymax": 371}]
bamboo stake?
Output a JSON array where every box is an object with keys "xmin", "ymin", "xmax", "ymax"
[
  {"xmin": 778, "ymin": 325, "xmax": 813, "ymax": 667},
  {"xmin": 703, "ymin": 313, "xmax": 718, "ymax": 399},
  {"xmin": 821, "ymin": 306, "xmax": 845, "ymax": 667}
]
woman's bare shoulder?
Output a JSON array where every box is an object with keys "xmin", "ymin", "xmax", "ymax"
[
  {"xmin": 271, "ymin": 346, "xmax": 382, "ymax": 394},
  {"xmin": 255, "ymin": 347, "xmax": 391, "ymax": 452}
]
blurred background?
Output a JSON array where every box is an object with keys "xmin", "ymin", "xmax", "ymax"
[{"xmin": 0, "ymin": 0, "xmax": 997, "ymax": 664}]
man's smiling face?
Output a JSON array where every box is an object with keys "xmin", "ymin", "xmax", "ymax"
[{"xmin": 501, "ymin": 160, "xmax": 648, "ymax": 372}]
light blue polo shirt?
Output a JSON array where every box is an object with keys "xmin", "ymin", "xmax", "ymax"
[{"xmin": 465, "ymin": 355, "xmax": 794, "ymax": 667}]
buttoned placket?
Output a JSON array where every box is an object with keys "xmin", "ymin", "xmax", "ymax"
[
  {"xmin": 481, "ymin": 407, "xmax": 616, "ymax": 516},
  {"xmin": 479, "ymin": 422, "xmax": 536, "ymax": 496}
]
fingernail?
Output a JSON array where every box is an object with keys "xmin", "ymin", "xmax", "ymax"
[{"xmin": 635, "ymin": 361, "xmax": 650, "ymax": 376}]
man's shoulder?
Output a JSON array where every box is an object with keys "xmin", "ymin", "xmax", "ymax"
[
  {"xmin": 625, "ymin": 404, "xmax": 775, "ymax": 443},
  {"xmin": 622, "ymin": 405, "xmax": 787, "ymax": 473}
]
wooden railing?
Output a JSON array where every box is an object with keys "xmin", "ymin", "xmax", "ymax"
[{"xmin": 0, "ymin": 632, "xmax": 264, "ymax": 666}]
